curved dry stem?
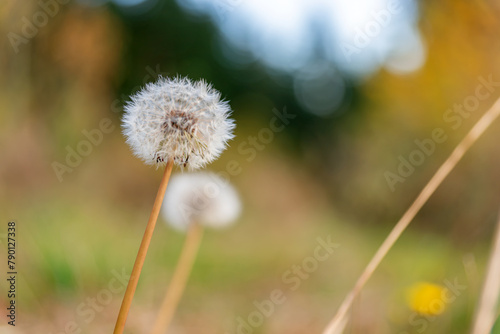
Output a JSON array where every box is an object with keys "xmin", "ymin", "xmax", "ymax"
[
  {"xmin": 471, "ymin": 209, "xmax": 500, "ymax": 334},
  {"xmin": 150, "ymin": 222, "xmax": 204, "ymax": 334},
  {"xmin": 114, "ymin": 160, "xmax": 174, "ymax": 334},
  {"xmin": 323, "ymin": 97, "xmax": 500, "ymax": 334}
]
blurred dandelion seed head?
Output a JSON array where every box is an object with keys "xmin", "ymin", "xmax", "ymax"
[
  {"xmin": 162, "ymin": 172, "xmax": 241, "ymax": 231},
  {"xmin": 122, "ymin": 76, "xmax": 235, "ymax": 169},
  {"xmin": 407, "ymin": 282, "xmax": 448, "ymax": 316}
]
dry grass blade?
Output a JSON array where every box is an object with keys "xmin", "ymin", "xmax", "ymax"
[
  {"xmin": 322, "ymin": 97, "xmax": 500, "ymax": 334},
  {"xmin": 471, "ymin": 209, "xmax": 500, "ymax": 334},
  {"xmin": 150, "ymin": 222, "xmax": 204, "ymax": 334},
  {"xmin": 113, "ymin": 160, "xmax": 174, "ymax": 334}
]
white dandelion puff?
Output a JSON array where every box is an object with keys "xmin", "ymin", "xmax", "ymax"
[
  {"xmin": 122, "ymin": 76, "xmax": 235, "ymax": 169},
  {"xmin": 162, "ymin": 172, "xmax": 241, "ymax": 231},
  {"xmin": 115, "ymin": 77, "xmax": 236, "ymax": 334},
  {"xmin": 151, "ymin": 172, "xmax": 241, "ymax": 334}
]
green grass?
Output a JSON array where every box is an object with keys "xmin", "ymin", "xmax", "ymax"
[{"xmin": 0, "ymin": 191, "xmax": 492, "ymax": 334}]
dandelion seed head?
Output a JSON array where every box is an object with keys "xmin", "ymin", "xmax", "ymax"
[
  {"xmin": 122, "ymin": 76, "xmax": 235, "ymax": 169},
  {"xmin": 162, "ymin": 172, "xmax": 241, "ymax": 231}
]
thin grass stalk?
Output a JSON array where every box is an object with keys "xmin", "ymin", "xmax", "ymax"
[
  {"xmin": 323, "ymin": 97, "xmax": 500, "ymax": 334},
  {"xmin": 471, "ymin": 209, "xmax": 500, "ymax": 334}
]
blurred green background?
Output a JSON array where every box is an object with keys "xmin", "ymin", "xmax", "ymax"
[{"xmin": 1, "ymin": 0, "xmax": 500, "ymax": 333}]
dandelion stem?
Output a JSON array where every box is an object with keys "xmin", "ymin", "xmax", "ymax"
[
  {"xmin": 470, "ymin": 209, "xmax": 500, "ymax": 334},
  {"xmin": 113, "ymin": 159, "xmax": 174, "ymax": 334},
  {"xmin": 150, "ymin": 222, "xmax": 204, "ymax": 334},
  {"xmin": 322, "ymin": 97, "xmax": 500, "ymax": 334}
]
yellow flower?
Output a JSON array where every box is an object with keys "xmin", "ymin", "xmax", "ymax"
[{"xmin": 407, "ymin": 282, "xmax": 448, "ymax": 315}]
